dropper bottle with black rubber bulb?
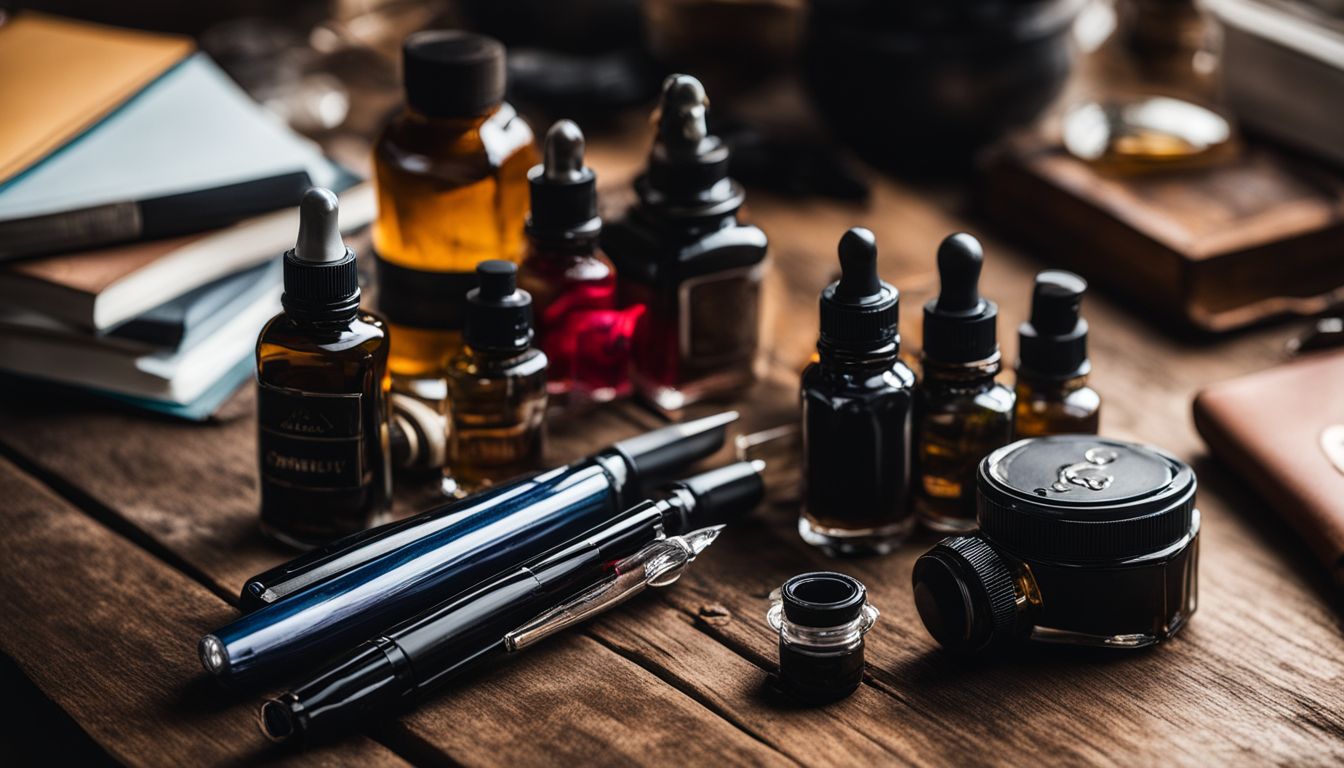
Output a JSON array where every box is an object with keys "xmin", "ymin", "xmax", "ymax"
[
  {"xmin": 1014, "ymin": 270, "xmax": 1101, "ymax": 438},
  {"xmin": 800, "ymin": 228, "xmax": 916, "ymax": 556},
  {"xmin": 256, "ymin": 188, "xmax": 391, "ymax": 547},
  {"xmin": 604, "ymin": 73, "xmax": 769, "ymax": 414},
  {"xmin": 518, "ymin": 120, "xmax": 636, "ymax": 404},
  {"xmin": 443, "ymin": 260, "xmax": 548, "ymax": 497},
  {"xmin": 915, "ymin": 233, "xmax": 1014, "ymax": 534}
]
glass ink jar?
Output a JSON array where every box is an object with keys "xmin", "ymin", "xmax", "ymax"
[
  {"xmin": 767, "ymin": 572, "xmax": 879, "ymax": 703},
  {"xmin": 912, "ymin": 436, "xmax": 1199, "ymax": 654}
]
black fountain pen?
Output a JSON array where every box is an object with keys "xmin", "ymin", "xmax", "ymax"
[{"xmin": 259, "ymin": 466, "xmax": 759, "ymax": 743}]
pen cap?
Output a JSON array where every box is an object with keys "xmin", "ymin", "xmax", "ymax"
[
  {"xmin": 661, "ymin": 460, "xmax": 765, "ymax": 533},
  {"xmin": 611, "ymin": 411, "xmax": 739, "ymax": 495},
  {"xmin": 1018, "ymin": 270, "xmax": 1090, "ymax": 379},
  {"xmin": 528, "ymin": 120, "xmax": 600, "ymax": 239},
  {"xmin": 923, "ymin": 232, "xmax": 998, "ymax": 364}
]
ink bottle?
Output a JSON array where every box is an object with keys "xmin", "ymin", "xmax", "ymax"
[
  {"xmin": 604, "ymin": 74, "xmax": 769, "ymax": 414},
  {"xmin": 767, "ymin": 572, "xmax": 879, "ymax": 703},
  {"xmin": 444, "ymin": 261, "xmax": 548, "ymax": 496},
  {"xmin": 256, "ymin": 189, "xmax": 391, "ymax": 547},
  {"xmin": 372, "ymin": 31, "xmax": 537, "ymax": 403},
  {"xmin": 518, "ymin": 120, "xmax": 638, "ymax": 404},
  {"xmin": 800, "ymin": 228, "xmax": 916, "ymax": 556},
  {"xmin": 1014, "ymin": 270, "xmax": 1100, "ymax": 438},
  {"xmin": 915, "ymin": 233, "xmax": 1015, "ymax": 533},
  {"xmin": 912, "ymin": 436, "xmax": 1199, "ymax": 654}
]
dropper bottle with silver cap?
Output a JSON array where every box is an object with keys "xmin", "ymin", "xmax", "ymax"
[{"xmin": 256, "ymin": 187, "xmax": 391, "ymax": 547}]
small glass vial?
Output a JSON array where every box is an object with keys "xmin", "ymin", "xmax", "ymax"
[
  {"xmin": 257, "ymin": 189, "xmax": 391, "ymax": 547},
  {"xmin": 372, "ymin": 30, "xmax": 537, "ymax": 404},
  {"xmin": 767, "ymin": 572, "xmax": 879, "ymax": 703},
  {"xmin": 1014, "ymin": 270, "xmax": 1101, "ymax": 438},
  {"xmin": 912, "ymin": 436, "xmax": 1199, "ymax": 654},
  {"xmin": 915, "ymin": 233, "xmax": 1015, "ymax": 533},
  {"xmin": 444, "ymin": 261, "xmax": 548, "ymax": 496},
  {"xmin": 604, "ymin": 74, "xmax": 769, "ymax": 414},
  {"xmin": 800, "ymin": 228, "xmax": 916, "ymax": 556},
  {"xmin": 518, "ymin": 120, "xmax": 639, "ymax": 404}
]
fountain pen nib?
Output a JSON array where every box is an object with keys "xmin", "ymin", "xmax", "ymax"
[{"xmin": 683, "ymin": 525, "xmax": 725, "ymax": 559}]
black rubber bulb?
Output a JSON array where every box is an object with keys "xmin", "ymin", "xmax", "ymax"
[
  {"xmin": 476, "ymin": 259, "xmax": 517, "ymax": 301},
  {"xmin": 935, "ymin": 233, "xmax": 984, "ymax": 315},
  {"xmin": 543, "ymin": 120, "xmax": 586, "ymax": 184},
  {"xmin": 1029, "ymin": 270, "xmax": 1087, "ymax": 335},
  {"xmin": 835, "ymin": 227, "xmax": 881, "ymax": 300}
]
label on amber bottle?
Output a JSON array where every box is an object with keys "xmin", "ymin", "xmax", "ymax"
[{"xmin": 258, "ymin": 383, "xmax": 365, "ymax": 490}]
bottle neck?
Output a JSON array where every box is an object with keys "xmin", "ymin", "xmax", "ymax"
[
  {"xmin": 282, "ymin": 299, "xmax": 359, "ymax": 329},
  {"xmin": 525, "ymin": 230, "xmax": 600, "ymax": 258},
  {"xmin": 398, "ymin": 105, "xmax": 497, "ymax": 145},
  {"xmin": 817, "ymin": 340, "xmax": 901, "ymax": 373},
  {"xmin": 1015, "ymin": 370, "xmax": 1090, "ymax": 398},
  {"xmin": 462, "ymin": 344, "xmax": 535, "ymax": 368},
  {"xmin": 921, "ymin": 351, "xmax": 1002, "ymax": 387}
]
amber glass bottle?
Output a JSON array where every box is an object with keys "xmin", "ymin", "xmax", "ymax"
[
  {"xmin": 518, "ymin": 120, "xmax": 637, "ymax": 403},
  {"xmin": 372, "ymin": 31, "xmax": 537, "ymax": 403},
  {"xmin": 915, "ymin": 233, "xmax": 1014, "ymax": 534},
  {"xmin": 1014, "ymin": 270, "xmax": 1101, "ymax": 438},
  {"xmin": 444, "ymin": 261, "xmax": 548, "ymax": 496},
  {"xmin": 257, "ymin": 189, "xmax": 391, "ymax": 547},
  {"xmin": 604, "ymin": 74, "xmax": 769, "ymax": 414}
]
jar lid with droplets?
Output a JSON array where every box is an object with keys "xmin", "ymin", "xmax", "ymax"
[{"xmin": 977, "ymin": 436, "xmax": 1197, "ymax": 562}]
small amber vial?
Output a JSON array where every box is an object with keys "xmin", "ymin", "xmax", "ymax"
[
  {"xmin": 257, "ymin": 189, "xmax": 392, "ymax": 547},
  {"xmin": 1014, "ymin": 270, "xmax": 1101, "ymax": 438},
  {"xmin": 444, "ymin": 261, "xmax": 548, "ymax": 497},
  {"xmin": 915, "ymin": 234, "xmax": 1015, "ymax": 534},
  {"xmin": 372, "ymin": 31, "xmax": 537, "ymax": 402}
]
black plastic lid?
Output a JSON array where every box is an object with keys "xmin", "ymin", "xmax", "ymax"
[
  {"xmin": 819, "ymin": 227, "xmax": 899, "ymax": 352},
  {"xmin": 609, "ymin": 411, "xmax": 738, "ymax": 493},
  {"xmin": 640, "ymin": 74, "xmax": 743, "ymax": 214},
  {"xmin": 781, "ymin": 572, "xmax": 868, "ymax": 628},
  {"xmin": 282, "ymin": 188, "xmax": 359, "ymax": 319},
  {"xmin": 922, "ymin": 233, "xmax": 998, "ymax": 364},
  {"xmin": 527, "ymin": 120, "xmax": 600, "ymax": 240},
  {"xmin": 1019, "ymin": 270, "xmax": 1090, "ymax": 379},
  {"xmin": 402, "ymin": 31, "xmax": 505, "ymax": 118},
  {"xmin": 662, "ymin": 460, "xmax": 765, "ymax": 533},
  {"xmin": 911, "ymin": 535, "xmax": 1018, "ymax": 654},
  {"xmin": 463, "ymin": 261, "xmax": 533, "ymax": 352},
  {"xmin": 978, "ymin": 436, "xmax": 1197, "ymax": 562}
]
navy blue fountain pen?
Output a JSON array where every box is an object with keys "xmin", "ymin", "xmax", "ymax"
[
  {"xmin": 260, "ymin": 510, "xmax": 734, "ymax": 742},
  {"xmin": 238, "ymin": 411, "xmax": 739, "ymax": 611},
  {"xmin": 200, "ymin": 453, "xmax": 758, "ymax": 687}
]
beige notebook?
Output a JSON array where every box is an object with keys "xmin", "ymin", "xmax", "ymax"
[{"xmin": 0, "ymin": 12, "xmax": 192, "ymax": 185}]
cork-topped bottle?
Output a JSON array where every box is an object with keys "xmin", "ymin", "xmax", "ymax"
[
  {"xmin": 256, "ymin": 188, "xmax": 391, "ymax": 547},
  {"xmin": 372, "ymin": 31, "xmax": 537, "ymax": 403}
]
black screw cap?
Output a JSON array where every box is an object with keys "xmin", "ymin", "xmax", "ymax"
[
  {"xmin": 911, "ymin": 535, "xmax": 1018, "ymax": 655},
  {"xmin": 403, "ymin": 31, "xmax": 505, "ymax": 118},
  {"xmin": 528, "ymin": 120, "xmax": 599, "ymax": 238},
  {"xmin": 464, "ymin": 260, "xmax": 534, "ymax": 352},
  {"xmin": 922, "ymin": 233, "xmax": 999, "ymax": 363},
  {"xmin": 282, "ymin": 188, "xmax": 358, "ymax": 319},
  {"xmin": 1018, "ymin": 270, "xmax": 1090, "ymax": 379},
  {"xmin": 819, "ymin": 227, "xmax": 899, "ymax": 352}
]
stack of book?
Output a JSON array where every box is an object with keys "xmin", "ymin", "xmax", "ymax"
[{"xmin": 0, "ymin": 13, "xmax": 373, "ymax": 419}]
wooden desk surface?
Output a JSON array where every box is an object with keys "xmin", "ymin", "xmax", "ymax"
[{"xmin": 2, "ymin": 127, "xmax": 1342, "ymax": 767}]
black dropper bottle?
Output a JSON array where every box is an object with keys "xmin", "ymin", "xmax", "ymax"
[
  {"xmin": 603, "ymin": 73, "xmax": 769, "ymax": 414},
  {"xmin": 914, "ymin": 233, "xmax": 1015, "ymax": 534},
  {"xmin": 256, "ymin": 188, "xmax": 391, "ymax": 547},
  {"xmin": 800, "ymin": 227, "xmax": 917, "ymax": 556},
  {"xmin": 1014, "ymin": 270, "xmax": 1101, "ymax": 437},
  {"xmin": 444, "ymin": 260, "xmax": 549, "ymax": 497}
]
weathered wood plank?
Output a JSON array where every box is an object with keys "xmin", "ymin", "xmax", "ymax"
[{"xmin": 0, "ymin": 456, "xmax": 409, "ymax": 768}]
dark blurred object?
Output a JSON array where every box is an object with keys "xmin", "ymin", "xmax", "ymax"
[
  {"xmin": 714, "ymin": 115, "xmax": 869, "ymax": 201},
  {"xmin": 1061, "ymin": 96, "xmax": 1236, "ymax": 172},
  {"xmin": 1204, "ymin": 0, "xmax": 1344, "ymax": 168},
  {"xmin": 1119, "ymin": 0, "xmax": 1205, "ymax": 62},
  {"xmin": 987, "ymin": 136, "xmax": 1344, "ymax": 333},
  {"xmin": 644, "ymin": 0, "xmax": 804, "ymax": 97},
  {"xmin": 459, "ymin": 0, "xmax": 657, "ymax": 115},
  {"xmin": 804, "ymin": 0, "xmax": 1084, "ymax": 174},
  {"xmin": 1287, "ymin": 316, "xmax": 1344, "ymax": 355}
]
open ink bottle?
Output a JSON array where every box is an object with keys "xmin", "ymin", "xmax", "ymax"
[
  {"xmin": 915, "ymin": 233, "xmax": 1015, "ymax": 533},
  {"xmin": 1014, "ymin": 270, "xmax": 1101, "ymax": 438},
  {"xmin": 800, "ymin": 228, "xmax": 916, "ymax": 556},
  {"xmin": 912, "ymin": 436, "xmax": 1199, "ymax": 654},
  {"xmin": 604, "ymin": 74, "xmax": 769, "ymax": 414},
  {"xmin": 767, "ymin": 572, "xmax": 879, "ymax": 703}
]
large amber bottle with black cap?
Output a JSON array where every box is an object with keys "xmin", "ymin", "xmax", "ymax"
[
  {"xmin": 372, "ymin": 30, "xmax": 537, "ymax": 404},
  {"xmin": 915, "ymin": 233, "xmax": 1015, "ymax": 534},
  {"xmin": 800, "ymin": 228, "xmax": 916, "ymax": 556}
]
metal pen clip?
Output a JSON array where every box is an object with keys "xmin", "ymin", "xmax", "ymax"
[{"xmin": 503, "ymin": 525, "xmax": 724, "ymax": 652}]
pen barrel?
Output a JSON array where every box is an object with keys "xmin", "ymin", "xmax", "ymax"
[{"xmin": 262, "ymin": 637, "xmax": 410, "ymax": 743}]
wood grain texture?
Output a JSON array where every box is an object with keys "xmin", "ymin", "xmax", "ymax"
[
  {"xmin": 0, "ymin": 456, "xmax": 407, "ymax": 768},
  {"xmin": 2, "ymin": 121, "xmax": 1344, "ymax": 767}
]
